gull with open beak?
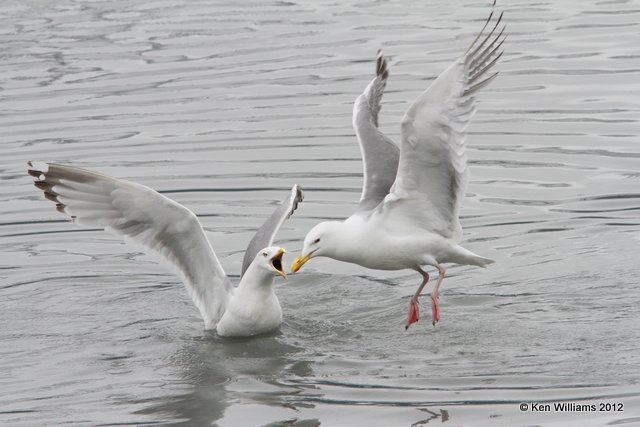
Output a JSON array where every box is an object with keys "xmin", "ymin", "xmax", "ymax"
[
  {"xmin": 28, "ymin": 161, "xmax": 303, "ymax": 337},
  {"xmin": 292, "ymin": 3, "xmax": 504, "ymax": 329}
]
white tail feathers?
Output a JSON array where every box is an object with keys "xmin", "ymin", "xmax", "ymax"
[
  {"xmin": 452, "ymin": 245, "xmax": 495, "ymax": 268},
  {"xmin": 472, "ymin": 254, "xmax": 495, "ymax": 268}
]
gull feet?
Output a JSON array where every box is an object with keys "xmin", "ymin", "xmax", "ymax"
[
  {"xmin": 405, "ymin": 298, "xmax": 420, "ymax": 330},
  {"xmin": 431, "ymin": 293, "xmax": 440, "ymax": 326}
]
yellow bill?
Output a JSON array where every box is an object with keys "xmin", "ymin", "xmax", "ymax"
[{"xmin": 290, "ymin": 253, "xmax": 311, "ymax": 273}]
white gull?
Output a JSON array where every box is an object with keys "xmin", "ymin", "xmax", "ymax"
[
  {"xmin": 291, "ymin": 5, "xmax": 505, "ymax": 329},
  {"xmin": 28, "ymin": 161, "xmax": 303, "ymax": 337}
]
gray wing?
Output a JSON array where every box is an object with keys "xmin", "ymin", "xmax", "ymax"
[
  {"xmin": 384, "ymin": 5, "xmax": 505, "ymax": 241},
  {"xmin": 241, "ymin": 185, "xmax": 304, "ymax": 277},
  {"xmin": 27, "ymin": 161, "xmax": 232, "ymax": 329},
  {"xmin": 352, "ymin": 51, "xmax": 400, "ymax": 213}
]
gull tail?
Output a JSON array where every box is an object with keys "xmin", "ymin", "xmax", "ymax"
[
  {"xmin": 471, "ymin": 254, "xmax": 495, "ymax": 268},
  {"xmin": 453, "ymin": 245, "xmax": 495, "ymax": 268}
]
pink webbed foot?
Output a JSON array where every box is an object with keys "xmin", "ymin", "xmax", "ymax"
[
  {"xmin": 405, "ymin": 298, "xmax": 420, "ymax": 330},
  {"xmin": 430, "ymin": 293, "xmax": 440, "ymax": 326}
]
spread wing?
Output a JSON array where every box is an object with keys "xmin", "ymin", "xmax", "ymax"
[
  {"xmin": 352, "ymin": 51, "xmax": 400, "ymax": 213},
  {"xmin": 27, "ymin": 161, "xmax": 232, "ymax": 329},
  {"xmin": 384, "ymin": 6, "xmax": 505, "ymax": 241},
  {"xmin": 241, "ymin": 185, "xmax": 304, "ymax": 277}
]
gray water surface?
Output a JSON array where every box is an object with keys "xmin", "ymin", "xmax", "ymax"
[{"xmin": 1, "ymin": 0, "xmax": 640, "ymax": 426}]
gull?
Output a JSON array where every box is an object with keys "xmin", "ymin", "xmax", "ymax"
[
  {"xmin": 291, "ymin": 5, "xmax": 505, "ymax": 329},
  {"xmin": 27, "ymin": 161, "xmax": 303, "ymax": 337}
]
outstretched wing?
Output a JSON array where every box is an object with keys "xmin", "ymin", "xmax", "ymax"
[
  {"xmin": 352, "ymin": 51, "xmax": 400, "ymax": 213},
  {"xmin": 385, "ymin": 6, "xmax": 505, "ymax": 241},
  {"xmin": 27, "ymin": 161, "xmax": 232, "ymax": 329},
  {"xmin": 241, "ymin": 185, "xmax": 304, "ymax": 277}
]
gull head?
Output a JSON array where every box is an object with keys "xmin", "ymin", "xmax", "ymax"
[
  {"xmin": 255, "ymin": 246, "xmax": 287, "ymax": 279},
  {"xmin": 290, "ymin": 221, "xmax": 341, "ymax": 272}
]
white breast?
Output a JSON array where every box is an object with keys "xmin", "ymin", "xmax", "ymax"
[{"xmin": 216, "ymin": 289, "xmax": 282, "ymax": 337}]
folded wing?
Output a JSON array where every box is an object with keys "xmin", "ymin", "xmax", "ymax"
[
  {"xmin": 352, "ymin": 51, "xmax": 400, "ymax": 213},
  {"xmin": 27, "ymin": 161, "xmax": 232, "ymax": 329},
  {"xmin": 386, "ymin": 7, "xmax": 505, "ymax": 241},
  {"xmin": 241, "ymin": 185, "xmax": 304, "ymax": 277}
]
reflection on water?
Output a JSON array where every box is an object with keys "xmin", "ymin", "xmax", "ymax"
[
  {"xmin": 1, "ymin": 0, "xmax": 640, "ymax": 425},
  {"xmin": 136, "ymin": 335, "xmax": 307, "ymax": 426}
]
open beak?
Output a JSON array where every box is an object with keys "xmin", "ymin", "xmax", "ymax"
[
  {"xmin": 271, "ymin": 248, "xmax": 287, "ymax": 279},
  {"xmin": 290, "ymin": 251, "xmax": 312, "ymax": 273}
]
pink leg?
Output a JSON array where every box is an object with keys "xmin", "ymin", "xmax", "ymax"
[
  {"xmin": 430, "ymin": 264, "xmax": 446, "ymax": 326},
  {"xmin": 405, "ymin": 269, "xmax": 429, "ymax": 330}
]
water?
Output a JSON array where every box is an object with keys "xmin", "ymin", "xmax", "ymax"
[{"xmin": 1, "ymin": 0, "xmax": 640, "ymax": 425}]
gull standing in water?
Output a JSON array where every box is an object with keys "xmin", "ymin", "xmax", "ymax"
[
  {"xmin": 28, "ymin": 162, "xmax": 303, "ymax": 337},
  {"xmin": 291, "ymin": 5, "xmax": 504, "ymax": 329}
]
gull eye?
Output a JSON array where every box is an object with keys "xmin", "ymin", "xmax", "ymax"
[
  {"xmin": 314, "ymin": 238, "xmax": 320, "ymax": 244},
  {"xmin": 262, "ymin": 252, "xmax": 268, "ymax": 257}
]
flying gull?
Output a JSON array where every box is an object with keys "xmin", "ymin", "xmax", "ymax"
[{"xmin": 291, "ymin": 5, "xmax": 504, "ymax": 329}]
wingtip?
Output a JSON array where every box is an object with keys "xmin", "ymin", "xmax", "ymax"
[
  {"xmin": 376, "ymin": 50, "xmax": 389, "ymax": 80},
  {"xmin": 285, "ymin": 184, "xmax": 304, "ymax": 219},
  {"xmin": 27, "ymin": 161, "xmax": 49, "ymax": 174},
  {"xmin": 464, "ymin": 1, "xmax": 505, "ymax": 58},
  {"xmin": 465, "ymin": 71, "xmax": 499, "ymax": 96},
  {"xmin": 291, "ymin": 184, "xmax": 304, "ymax": 201},
  {"xmin": 43, "ymin": 191, "xmax": 59, "ymax": 202},
  {"xmin": 296, "ymin": 184, "xmax": 304, "ymax": 202},
  {"xmin": 27, "ymin": 169, "xmax": 41, "ymax": 178},
  {"xmin": 33, "ymin": 180, "xmax": 51, "ymax": 191}
]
